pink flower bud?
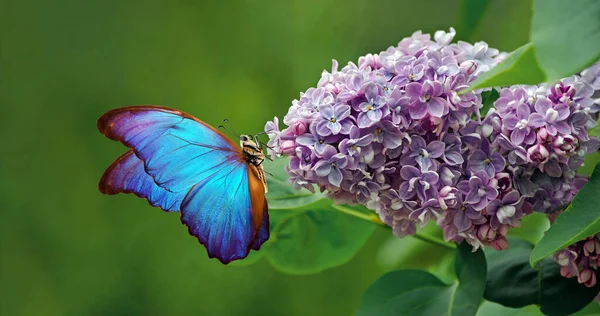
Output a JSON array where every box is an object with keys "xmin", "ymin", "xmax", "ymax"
[
  {"xmin": 358, "ymin": 53, "xmax": 382, "ymax": 69},
  {"xmin": 490, "ymin": 236, "xmax": 509, "ymax": 251},
  {"xmin": 536, "ymin": 128, "xmax": 552, "ymax": 144},
  {"xmin": 460, "ymin": 60, "xmax": 478, "ymax": 75},
  {"xmin": 291, "ymin": 121, "xmax": 308, "ymax": 136},
  {"xmin": 279, "ymin": 140, "xmax": 296, "ymax": 155},
  {"xmin": 560, "ymin": 266, "xmax": 574, "ymax": 278},
  {"xmin": 578, "ymin": 269, "xmax": 597, "ymax": 287},
  {"xmin": 584, "ymin": 238, "xmax": 600, "ymax": 257},
  {"xmin": 553, "ymin": 135, "xmax": 577, "ymax": 155},
  {"xmin": 498, "ymin": 224, "xmax": 509, "ymax": 237},
  {"xmin": 477, "ymin": 224, "xmax": 496, "ymax": 241},
  {"xmin": 527, "ymin": 144, "xmax": 549, "ymax": 164}
]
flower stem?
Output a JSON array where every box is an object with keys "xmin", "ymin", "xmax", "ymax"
[{"xmin": 331, "ymin": 204, "xmax": 456, "ymax": 250}]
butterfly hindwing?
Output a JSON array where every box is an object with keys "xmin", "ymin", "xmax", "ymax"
[{"xmin": 99, "ymin": 149, "xmax": 186, "ymax": 212}]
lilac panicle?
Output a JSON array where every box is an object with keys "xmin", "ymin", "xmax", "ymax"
[{"xmin": 265, "ymin": 28, "xmax": 600, "ymax": 282}]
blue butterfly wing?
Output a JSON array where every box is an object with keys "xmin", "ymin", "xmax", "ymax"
[
  {"xmin": 98, "ymin": 106, "xmax": 239, "ymax": 192},
  {"xmin": 181, "ymin": 160, "xmax": 269, "ymax": 262},
  {"xmin": 99, "ymin": 149, "xmax": 186, "ymax": 212},
  {"xmin": 98, "ymin": 106, "xmax": 269, "ymax": 263}
]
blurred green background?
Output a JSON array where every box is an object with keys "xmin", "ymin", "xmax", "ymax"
[{"xmin": 0, "ymin": 0, "xmax": 532, "ymax": 315}]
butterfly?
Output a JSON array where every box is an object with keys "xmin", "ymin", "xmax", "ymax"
[{"xmin": 97, "ymin": 106, "xmax": 269, "ymax": 264}]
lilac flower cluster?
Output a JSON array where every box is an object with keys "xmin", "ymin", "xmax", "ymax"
[
  {"xmin": 555, "ymin": 234, "xmax": 600, "ymax": 288},
  {"xmin": 265, "ymin": 29, "xmax": 600, "ymax": 285}
]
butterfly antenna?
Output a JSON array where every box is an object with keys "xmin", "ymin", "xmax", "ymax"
[
  {"xmin": 218, "ymin": 119, "xmax": 240, "ymax": 139},
  {"xmin": 223, "ymin": 119, "xmax": 240, "ymax": 137}
]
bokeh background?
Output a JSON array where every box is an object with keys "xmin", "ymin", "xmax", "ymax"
[{"xmin": 1, "ymin": 0, "xmax": 533, "ymax": 315}]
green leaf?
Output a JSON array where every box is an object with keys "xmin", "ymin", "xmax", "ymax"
[
  {"xmin": 263, "ymin": 158, "xmax": 326, "ymax": 210},
  {"xmin": 462, "ymin": 43, "xmax": 546, "ymax": 93},
  {"xmin": 454, "ymin": 0, "xmax": 491, "ymax": 42},
  {"xmin": 531, "ymin": 161, "xmax": 600, "ymax": 267},
  {"xmin": 573, "ymin": 301, "xmax": 600, "ymax": 316},
  {"xmin": 479, "ymin": 88, "xmax": 499, "ymax": 116},
  {"xmin": 507, "ymin": 212, "xmax": 550, "ymax": 244},
  {"xmin": 355, "ymin": 243, "xmax": 486, "ymax": 316},
  {"xmin": 476, "ymin": 301, "xmax": 543, "ymax": 316},
  {"xmin": 265, "ymin": 204, "xmax": 376, "ymax": 275},
  {"xmin": 531, "ymin": 0, "xmax": 600, "ymax": 82},
  {"xmin": 461, "ymin": 0, "xmax": 600, "ymax": 93},
  {"xmin": 485, "ymin": 237, "xmax": 600, "ymax": 315}
]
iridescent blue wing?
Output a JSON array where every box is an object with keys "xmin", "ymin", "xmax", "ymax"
[
  {"xmin": 181, "ymin": 162, "xmax": 269, "ymax": 262},
  {"xmin": 98, "ymin": 106, "xmax": 239, "ymax": 192},
  {"xmin": 97, "ymin": 106, "xmax": 269, "ymax": 263},
  {"xmin": 99, "ymin": 149, "xmax": 186, "ymax": 212}
]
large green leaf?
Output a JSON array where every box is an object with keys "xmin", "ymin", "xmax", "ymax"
[
  {"xmin": 462, "ymin": 43, "xmax": 546, "ymax": 93},
  {"xmin": 507, "ymin": 212, "xmax": 550, "ymax": 244},
  {"xmin": 462, "ymin": 0, "xmax": 600, "ymax": 93},
  {"xmin": 258, "ymin": 158, "xmax": 378, "ymax": 273},
  {"xmin": 531, "ymin": 0, "xmax": 600, "ymax": 82},
  {"xmin": 265, "ymin": 204, "xmax": 376, "ymax": 274},
  {"xmin": 476, "ymin": 301, "xmax": 542, "ymax": 316},
  {"xmin": 355, "ymin": 243, "xmax": 486, "ymax": 316},
  {"xmin": 454, "ymin": 0, "xmax": 491, "ymax": 42},
  {"xmin": 531, "ymin": 161, "xmax": 600, "ymax": 267},
  {"xmin": 485, "ymin": 237, "xmax": 600, "ymax": 315}
]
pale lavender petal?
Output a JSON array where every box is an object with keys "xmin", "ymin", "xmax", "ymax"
[
  {"xmin": 427, "ymin": 97, "xmax": 446, "ymax": 117},
  {"xmin": 497, "ymin": 205, "xmax": 516, "ymax": 223},
  {"xmin": 320, "ymin": 145, "xmax": 337, "ymax": 159},
  {"xmin": 405, "ymin": 82, "xmax": 422, "ymax": 97},
  {"xmin": 516, "ymin": 103, "xmax": 530, "ymax": 118},
  {"xmin": 383, "ymin": 133, "xmax": 403, "ymax": 149},
  {"xmin": 502, "ymin": 190, "xmax": 520, "ymax": 205},
  {"xmin": 535, "ymin": 98, "xmax": 552, "ymax": 114},
  {"xmin": 364, "ymin": 82, "xmax": 380, "ymax": 100},
  {"xmin": 313, "ymin": 160, "xmax": 331, "ymax": 177},
  {"xmin": 330, "ymin": 153, "xmax": 348, "ymax": 168},
  {"xmin": 319, "ymin": 104, "xmax": 334, "ymax": 118},
  {"xmin": 328, "ymin": 167, "xmax": 343, "ymax": 187},
  {"xmin": 316, "ymin": 120, "xmax": 332, "ymax": 136},
  {"xmin": 367, "ymin": 109, "xmax": 383, "ymax": 122},
  {"xmin": 329, "ymin": 121, "xmax": 342, "ymax": 134},
  {"xmin": 426, "ymin": 141, "xmax": 445, "ymax": 158},
  {"xmin": 465, "ymin": 191, "xmax": 480, "ymax": 204},
  {"xmin": 296, "ymin": 134, "xmax": 316, "ymax": 146},
  {"xmin": 398, "ymin": 182, "xmax": 416, "ymax": 199},
  {"xmin": 444, "ymin": 151, "xmax": 464, "ymax": 165},
  {"xmin": 528, "ymin": 113, "xmax": 546, "ymax": 127},
  {"xmin": 357, "ymin": 112, "xmax": 374, "ymax": 128},
  {"xmin": 454, "ymin": 211, "xmax": 472, "ymax": 232},
  {"xmin": 355, "ymin": 134, "xmax": 374, "ymax": 146},
  {"xmin": 409, "ymin": 101, "xmax": 428, "ymax": 119},
  {"xmin": 421, "ymin": 172, "xmax": 439, "ymax": 184},
  {"xmin": 503, "ymin": 115, "xmax": 519, "ymax": 129},
  {"xmin": 555, "ymin": 104, "xmax": 570, "ymax": 120},
  {"xmin": 410, "ymin": 136, "xmax": 427, "ymax": 151},
  {"xmin": 485, "ymin": 187, "xmax": 498, "ymax": 200},
  {"xmin": 490, "ymin": 153, "xmax": 506, "ymax": 172},
  {"xmin": 401, "ymin": 165, "xmax": 420, "ymax": 180},
  {"xmin": 510, "ymin": 129, "xmax": 526, "ymax": 145},
  {"xmin": 335, "ymin": 104, "xmax": 351, "ymax": 119},
  {"xmin": 553, "ymin": 121, "xmax": 572, "ymax": 135}
]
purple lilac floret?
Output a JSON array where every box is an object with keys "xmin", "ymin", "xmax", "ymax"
[{"xmin": 265, "ymin": 29, "xmax": 600, "ymax": 287}]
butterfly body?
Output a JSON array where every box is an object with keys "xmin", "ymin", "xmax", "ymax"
[{"xmin": 98, "ymin": 106, "xmax": 269, "ymax": 264}]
